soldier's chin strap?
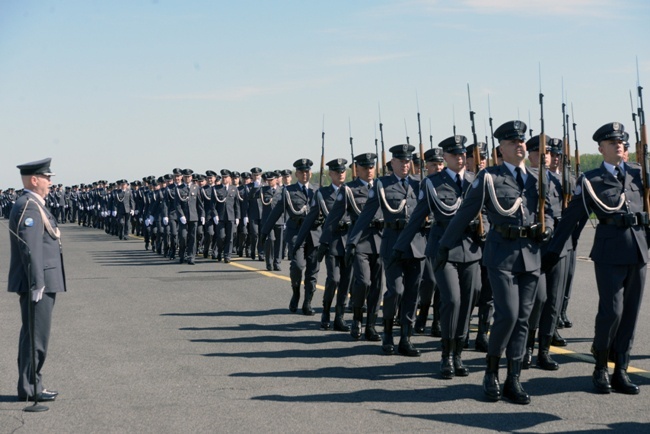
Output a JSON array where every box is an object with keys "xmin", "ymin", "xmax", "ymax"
[
  {"xmin": 483, "ymin": 172, "xmax": 523, "ymax": 217},
  {"xmin": 424, "ymin": 177, "xmax": 462, "ymax": 217},
  {"xmin": 376, "ymin": 179, "xmax": 407, "ymax": 214}
]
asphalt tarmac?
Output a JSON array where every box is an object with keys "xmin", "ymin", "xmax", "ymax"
[{"xmin": 1, "ymin": 223, "xmax": 649, "ymax": 433}]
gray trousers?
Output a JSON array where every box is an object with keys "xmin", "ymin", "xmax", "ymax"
[{"xmin": 18, "ymin": 293, "xmax": 56, "ymax": 398}]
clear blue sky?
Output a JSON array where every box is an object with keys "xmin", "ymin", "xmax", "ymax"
[{"xmin": 1, "ymin": 0, "xmax": 649, "ymax": 188}]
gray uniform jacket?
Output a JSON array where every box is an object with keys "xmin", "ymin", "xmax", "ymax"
[{"xmin": 8, "ymin": 192, "xmax": 66, "ymax": 294}]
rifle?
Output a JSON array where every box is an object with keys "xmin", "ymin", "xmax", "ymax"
[
  {"xmin": 561, "ymin": 83, "xmax": 571, "ymax": 209},
  {"xmin": 349, "ymin": 118, "xmax": 357, "ymax": 179},
  {"xmin": 319, "ymin": 115, "xmax": 325, "ymax": 187},
  {"xmin": 538, "ymin": 64, "xmax": 547, "ymax": 233},
  {"xmin": 488, "ymin": 94, "xmax": 497, "ymax": 166},
  {"xmin": 571, "ymin": 103, "xmax": 581, "ymax": 177},
  {"xmin": 636, "ymin": 58, "xmax": 650, "ymax": 214},
  {"xmin": 379, "ymin": 103, "xmax": 386, "ymax": 176},
  {"xmin": 416, "ymin": 93, "xmax": 425, "ymax": 176},
  {"xmin": 631, "ymin": 90, "xmax": 641, "ymax": 163},
  {"xmin": 467, "ymin": 83, "xmax": 484, "ymax": 238},
  {"xmin": 429, "ymin": 118, "xmax": 434, "ymax": 149},
  {"xmin": 404, "ymin": 119, "xmax": 415, "ymax": 175},
  {"xmin": 528, "ymin": 110, "xmax": 533, "ymax": 138},
  {"xmin": 452, "ymin": 104, "xmax": 457, "ymax": 136},
  {"xmin": 374, "ymin": 123, "xmax": 379, "ymax": 167}
]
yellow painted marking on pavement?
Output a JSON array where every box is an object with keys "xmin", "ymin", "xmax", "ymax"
[
  {"xmin": 228, "ymin": 260, "xmax": 325, "ymax": 290},
  {"xmin": 549, "ymin": 345, "xmax": 650, "ymax": 377}
]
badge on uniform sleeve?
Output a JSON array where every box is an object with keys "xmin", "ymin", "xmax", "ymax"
[
  {"xmin": 24, "ymin": 218, "xmax": 34, "ymax": 227},
  {"xmin": 337, "ymin": 193, "xmax": 343, "ymax": 201}
]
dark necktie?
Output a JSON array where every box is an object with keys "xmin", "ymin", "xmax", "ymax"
[
  {"xmin": 400, "ymin": 178, "xmax": 407, "ymax": 191},
  {"xmin": 456, "ymin": 174, "xmax": 463, "ymax": 190},
  {"xmin": 301, "ymin": 185, "xmax": 308, "ymax": 197},
  {"xmin": 515, "ymin": 167, "xmax": 525, "ymax": 190},
  {"xmin": 615, "ymin": 166, "xmax": 624, "ymax": 183}
]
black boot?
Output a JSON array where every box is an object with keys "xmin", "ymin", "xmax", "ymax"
[
  {"xmin": 503, "ymin": 360, "xmax": 530, "ymax": 405},
  {"xmin": 483, "ymin": 355, "xmax": 501, "ymax": 402},
  {"xmin": 611, "ymin": 353, "xmax": 639, "ymax": 394},
  {"xmin": 592, "ymin": 348, "xmax": 612, "ymax": 394},
  {"xmin": 398, "ymin": 324, "xmax": 421, "ymax": 357},
  {"xmin": 289, "ymin": 285, "xmax": 300, "ymax": 313},
  {"xmin": 364, "ymin": 313, "xmax": 381, "ymax": 341},
  {"xmin": 333, "ymin": 305, "xmax": 350, "ymax": 332},
  {"xmin": 474, "ymin": 307, "xmax": 490, "ymax": 353},
  {"xmin": 537, "ymin": 335, "xmax": 559, "ymax": 371},
  {"xmin": 302, "ymin": 290, "xmax": 315, "ymax": 316},
  {"xmin": 551, "ymin": 329, "xmax": 567, "ymax": 347},
  {"xmin": 440, "ymin": 339, "xmax": 454, "ymax": 379},
  {"xmin": 560, "ymin": 294, "xmax": 572, "ymax": 328},
  {"xmin": 381, "ymin": 319, "xmax": 395, "ymax": 355},
  {"xmin": 320, "ymin": 301, "xmax": 331, "ymax": 330},
  {"xmin": 523, "ymin": 328, "xmax": 535, "ymax": 370},
  {"xmin": 414, "ymin": 303, "xmax": 429, "ymax": 335},
  {"xmin": 430, "ymin": 301, "xmax": 441, "ymax": 338},
  {"xmin": 350, "ymin": 308, "xmax": 363, "ymax": 340},
  {"xmin": 454, "ymin": 337, "xmax": 469, "ymax": 376}
]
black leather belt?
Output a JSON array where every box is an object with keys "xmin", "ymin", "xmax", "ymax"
[
  {"xmin": 598, "ymin": 212, "xmax": 648, "ymax": 228},
  {"xmin": 494, "ymin": 223, "xmax": 542, "ymax": 240},
  {"xmin": 383, "ymin": 219, "xmax": 409, "ymax": 230}
]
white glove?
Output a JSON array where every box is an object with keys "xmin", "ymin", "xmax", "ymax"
[
  {"xmin": 80, "ymin": 206, "xmax": 84, "ymax": 211},
  {"xmin": 130, "ymin": 210, "xmax": 134, "ymax": 216},
  {"xmin": 243, "ymin": 217, "xmax": 249, "ymax": 225},
  {"xmin": 139, "ymin": 217, "xmax": 143, "ymax": 223},
  {"xmin": 112, "ymin": 210, "xmax": 117, "ymax": 217},
  {"xmin": 163, "ymin": 217, "xmax": 169, "ymax": 225},
  {"xmin": 235, "ymin": 218, "xmax": 240, "ymax": 226},
  {"xmin": 180, "ymin": 216, "xmax": 187, "ymax": 225},
  {"xmin": 213, "ymin": 216, "xmax": 219, "ymax": 225},
  {"xmin": 32, "ymin": 287, "xmax": 44, "ymax": 303},
  {"xmin": 201, "ymin": 217, "xmax": 205, "ymax": 225}
]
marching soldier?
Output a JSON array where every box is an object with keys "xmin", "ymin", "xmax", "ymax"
[
  {"xmin": 166, "ymin": 168, "xmax": 183, "ymax": 260},
  {"xmin": 348, "ymin": 144, "xmax": 425, "ymax": 357},
  {"xmin": 260, "ymin": 172, "xmax": 283, "ymax": 271},
  {"xmin": 213, "ymin": 169, "xmax": 240, "ymax": 263},
  {"xmin": 201, "ymin": 171, "xmax": 218, "ymax": 259},
  {"xmin": 261, "ymin": 159, "xmax": 318, "ymax": 315},
  {"xmin": 175, "ymin": 169, "xmax": 204, "ymax": 264},
  {"xmin": 112, "ymin": 179, "xmax": 135, "ymax": 240},
  {"xmin": 543, "ymin": 122, "xmax": 646, "ymax": 395},
  {"xmin": 434, "ymin": 121, "xmax": 554, "ymax": 404},
  {"xmin": 298, "ymin": 158, "xmax": 351, "ymax": 331},
  {"xmin": 246, "ymin": 167, "xmax": 265, "ymax": 261}
]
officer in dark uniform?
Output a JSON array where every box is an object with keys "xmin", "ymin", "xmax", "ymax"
[
  {"xmin": 393, "ymin": 137, "xmax": 483, "ymax": 378},
  {"xmin": 70, "ymin": 185, "xmax": 79, "ymax": 223},
  {"xmin": 8, "ymin": 158, "xmax": 65, "ymax": 402},
  {"xmin": 150, "ymin": 176, "xmax": 170, "ymax": 255},
  {"xmin": 232, "ymin": 171, "xmax": 249, "ymax": 257},
  {"xmin": 415, "ymin": 148, "xmax": 444, "ymax": 337},
  {"xmin": 348, "ymin": 145, "xmax": 425, "ymax": 357},
  {"xmin": 213, "ymin": 169, "xmax": 240, "ymax": 263},
  {"xmin": 112, "ymin": 179, "xmax": 135, "ymax": 240},
  {"xmin": 165, "ymin": 168, "xmax": 183, "ymax": 259},
  {"xmin": 523, "ymin": 135, "xmax": 569, "ymax": 371},
  {"xmin": 200, "ymin": 171, "xmax": 218, "ymax": 258},
  {"xmin": 299, "ymin": 158, "xmax": 351, "ymax": 331},
  {"xmin": 544, "ymin": 122, "xmax": 647, "ymax": 395},
  {"xmin": 175, "ymin": 169, "xmax": 204, "ymax": 264},
  {"xmin": 261, "ymin": 159, "xmax": 318, "ymax": 315},
  {"xmin": 435, "ymin": 121, "xmax": 554, "ymax": 405},
  {"xmin": 246, "ymin": 167, "xmax": 264, "ymax": 261},
  {"xmin": 259, "ymin": 172, "xmax": 283, "ymax": 270}
]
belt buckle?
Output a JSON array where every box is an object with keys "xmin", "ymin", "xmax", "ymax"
[{"xmin": 518, "ymin": 227, "xmax": 527, "ymax": 238}]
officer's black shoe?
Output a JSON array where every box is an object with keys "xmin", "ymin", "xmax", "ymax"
[
  {"xmin": 611, "ymin": 369, "xmax": 639, "ymax": 395},
  {"xmin": 258, "ymin": 254, "xmax": 265, "ymax": 262},
  {"xmin": 320, "ymin": 307, "xmax": 331, "ymax": 330},
  {"xmin": 551, "ymin": 330, "xmax": 567, "ymax": 347},
  {"xmin": 382, "ymin": 319, "xmax": 395, "ymax": 355},
  {"xmin": 224, "ymin": 258, "xmax": 231, "ymax": 263},
  {"xmin": 203, "ymin": 252, "xmax": 208, "ymax": 259},
  {"xmin": 145, "ymin": 243, "xmax": 149, "ymax": 250},
  {"xmin": 179, "ymin": 257, "xmax": 185, "ymax": 264},
  {"xmin": 561, "ymin": 311, "xmax": 573, "ymax": 328},
  {"xmin": 454, "ymin": 337, "xmax": 469, "ymax": 377},
  {"xmin": 556, "ymin": 320, "xmax": 564, "ymax": 329},
  {"xmin": 414, "ymin": 303, "xmax": 429, "ymax": 335},
  {"xmin": 592, "ymin": 349, "xmax": 612, "ymax": 394},
  {"xmin": 333, "ymin": 306, "xmax": 350, "ymax": 332},
  {"xmin": 350, "ymin": 321, "xmax": 362, "ymax": 340},
  {"xmin": 474, "ymin": 329, "xmax": 489, "ymax": 353},
  {"xmin": 273, "ymin": 264, "xmax": 281, "ymax": 271},
  {"xmin": 302, "ymin": 300, "xmax": 315, "ymax": 316},
  {"xmin": 211, "ymin": 252, "xmax": 217, "ymax": 260},
  {"xmin": 430, "ymin": 320, "xmax": 442, "ymax": 338},
  {"xmin": 18, "ymin": 390, "xmax": 58, "ymax": 402},
  {"xmin": 503, "ymin": 360, "xmax": 530, "ymax": 405},
  {"xmin": 537, "ymin": 336, "xmax": 559, "ymax": 371},
  {"xmin": 266, "ymin": 264, "xmax": 273, "ymax": 271},
  {"xmin": 483, "ymin": 356, "xmax": 501, "ymax": 402},
  {"xmin": 440, "ymin": 339, "xmax": 455, "ymax": 379},
  {"xmin": 187, "ymin": 259, "xmax": 195, "ymax": 265},
  {"xmin": 365, "ymin": 314, "xmax": 381, "ymax": 341},
  {"xmin": 289, "ymin": 286, "xmax": 300, "ymax": 313},
  {"xmin": 397, "ymin": 326, "xmax": 420, "ymax": 357}
]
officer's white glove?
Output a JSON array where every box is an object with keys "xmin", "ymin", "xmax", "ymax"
[
  {"xmin": 80, "ymin": 206, "xmax": 84, "ymax": 211},
  {"xmin": 112, "ymin": 211, "xmax": 117, "ymax": 217},
  {"xmin": 180, "ymin": 216, "xmax": 187, "ymax": 225},
  {"xmin": 213, "ymin": 216, "xmax": 219, "ymax": 225},
  {"xmin": 163, "ymin": 217, "xmax": 169, "ymax": 225},
  {"xmin": 243, "ymin": 217, "xmax": 249, "ymax": 225},
  {"xmin": 32, "ymin": 287, "xmax": 44, "ymax": 303},
  {"xmin": 201, "ymin": 216, "xmax": 205, "ymax": 225},
  {"xmin": 139, "ymin": 217, "xmax": 143, "ymax": 223},
  {"xmin": 235, "ymin": 218, "xmax": 240, "ymax": 226},
  {"xmin": 130, "ymin": 210, "xmax": 134, "ymax": 216}
]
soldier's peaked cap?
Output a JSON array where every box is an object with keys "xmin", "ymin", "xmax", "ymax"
[
  {"xmin": 293, "ymin": 159, "xmax": 314, "ymax": 170},
  {"xmin": 389, "ymin": 144, "xmax": 415, "ymax": 159},
  {"xmin": 17, "ymin": 158, "xmax": 55, "ymax": 176},
  {"xmin": 593, "ymin": 122, "xmax": 626, "ymax": 142},
  {"xmin": 494, "ymin": 120, "xmax": 527, "ymax": 141}
]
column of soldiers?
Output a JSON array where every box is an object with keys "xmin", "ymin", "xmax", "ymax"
[{"xmin": 5, "ymin": 120, "xmax": 644, "ymax": 403}]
